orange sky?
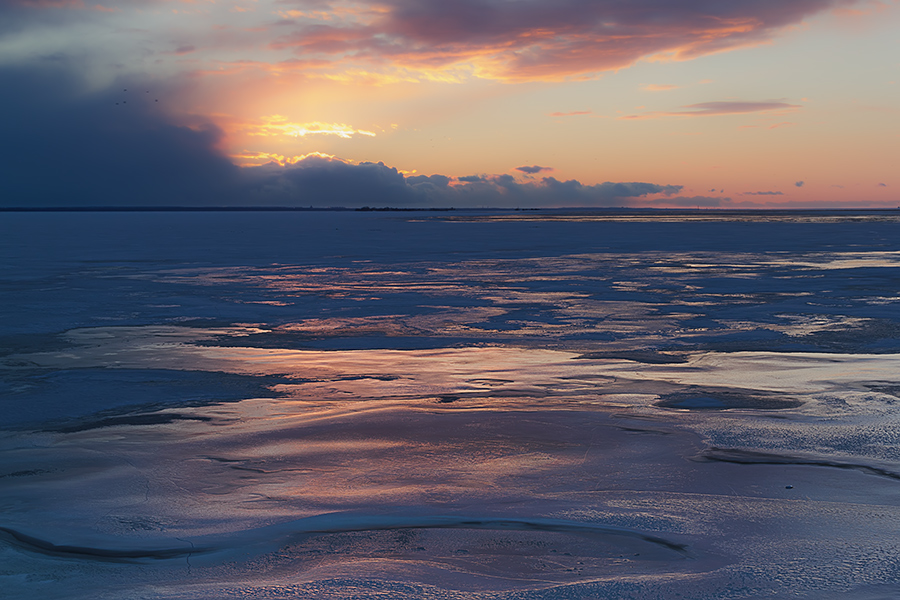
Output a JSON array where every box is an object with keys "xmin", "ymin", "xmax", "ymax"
[{"xmin": 1, "ymin": 0, "xmax": 898, "ymax": 207}]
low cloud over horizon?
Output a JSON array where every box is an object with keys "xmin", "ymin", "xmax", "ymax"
[
  {"xmin": 2, "ymin": 55, "xmax": 893, "ymax": 210},
  {"xmin": 0, "ymin": 64, "xmax": 688, "ymax": 209},
  {"xmin": 246, "ymin": 159, "xmax": 684, "ymax": 208}
]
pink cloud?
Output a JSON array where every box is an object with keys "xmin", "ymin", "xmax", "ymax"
[{"xmin": 265, "ymin": 0, "xmax": 861, "ymax": 81}]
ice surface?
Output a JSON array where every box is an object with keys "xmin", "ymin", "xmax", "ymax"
[{"xmin": 2, "ymin": 210, "xmax": 900, "ymax": 598}]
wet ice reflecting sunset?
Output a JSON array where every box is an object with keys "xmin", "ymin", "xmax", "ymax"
[{"xmin": 2, "ymin": 211, "xmax": 900, "ymax": 599}]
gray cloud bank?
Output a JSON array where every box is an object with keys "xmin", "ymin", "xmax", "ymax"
[
  {"xmin": 245, "ymin": 161, "xmax": 682, "ymax": 207},
  {"xmin": 0, "ymin": 64, "xmax": 684, "ymax": 208}
]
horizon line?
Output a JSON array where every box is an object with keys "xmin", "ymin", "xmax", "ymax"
[{"xmin": 1, "ymin": 206, "xmax": 899, "ymax": 213}]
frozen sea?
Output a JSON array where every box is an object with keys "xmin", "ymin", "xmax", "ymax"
[{"xmin": 2, "ymin": 209, "xmax": 900, "ymax": 599}]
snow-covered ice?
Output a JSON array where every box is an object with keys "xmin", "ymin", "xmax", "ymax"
[{"xmin": 2, "ymin": 209, "xmax": 900, "ymax": 599}]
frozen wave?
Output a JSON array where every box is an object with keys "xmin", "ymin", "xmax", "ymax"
[{"xmin": 696, "ymin": 447, "xmax": 900, "ymax": 481}]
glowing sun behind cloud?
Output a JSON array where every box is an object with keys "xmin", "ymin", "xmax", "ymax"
[
  {"xmin": 0, "ymin": 0, "xmax": 898, "ymax": 207},
  {"xmin": 245, "ymin": 116, "xmax": 377, "ymax": 139}
]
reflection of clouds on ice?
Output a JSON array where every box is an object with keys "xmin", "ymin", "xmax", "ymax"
[
  {"xmin": 3, "ymin": 330, "xmax": 900, "ymax": 598},
  {"xmin": 760, "ymin": 251, "xmax": 900, "ymax": 270},
  {"xmin": 4, "ymin": 211, "xmax": 900, "ymax": 354},
  {"xmin": 731, "ymin": 314, "xmax": 875, "ymax": 337},
  {"xmin": 6, "ymin": 325, "xmax": 900, "ymax": 464},
  {"xmin": 112, "ymin": 247, "xmax": 900, "ymax": 354}
]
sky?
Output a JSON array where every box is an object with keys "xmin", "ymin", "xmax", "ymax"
[{"xmin": 1, "ymin": 0, "xmax": 898, "ymax": 208}]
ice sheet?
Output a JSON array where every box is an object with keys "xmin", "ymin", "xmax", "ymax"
[{"xmin": 2, "ymin": 210, "xmax": 900, "ymax": 599}]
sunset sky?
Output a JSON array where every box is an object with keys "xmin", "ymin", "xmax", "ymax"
[{"xmin": 1, "ymin": 0, "xmax": 897, "ymax": 208}]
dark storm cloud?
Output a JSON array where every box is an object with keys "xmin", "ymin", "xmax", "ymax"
[{"xmin": 0, "ymin": 63, "xmax": 239, "ymax": 207}]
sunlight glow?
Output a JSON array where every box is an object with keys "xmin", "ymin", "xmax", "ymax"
[{"xmin": 246, "ymin": 116, "xmax": 376, "ymax": 139}]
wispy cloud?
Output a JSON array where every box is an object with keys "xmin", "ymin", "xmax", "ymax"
[
  {"xmin": 743, "ymin": 191, "xmax": 785, "ymax": 196},
  {"xmin": 621, "ymin": 101, "xmax": 802, "ymax": 120}
]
